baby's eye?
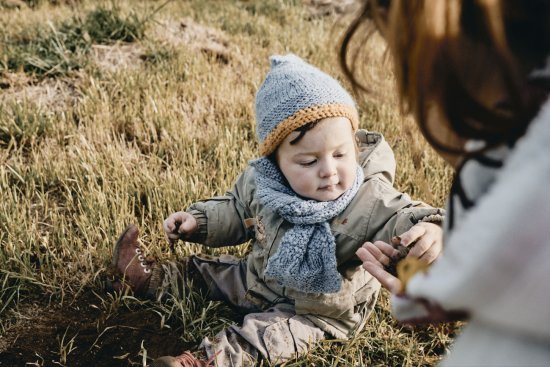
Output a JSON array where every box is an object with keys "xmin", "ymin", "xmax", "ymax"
[
  {"xmin": 334, "ymin": 152, "xmax": 346, "ymax": 158},
  {"xmin": 299, "ymin": 160, "xmax": 316, "ymax": 167}
]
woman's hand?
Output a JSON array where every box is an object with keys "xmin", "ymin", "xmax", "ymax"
[
  {"xmin": 163, "ymin": 211, "xmax": 198, "ymax": 243},
  {"xmin": 356, "ymin": 241, "xmax": 402, "ymax": 293}
]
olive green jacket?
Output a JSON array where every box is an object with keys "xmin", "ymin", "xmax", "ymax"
[{"xmin": 187, "ymin": 130, "xmax": 444, "ymax": 339}]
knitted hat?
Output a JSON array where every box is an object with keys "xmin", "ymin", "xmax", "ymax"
[{"xmin": 255, "ymin": 54, "xmax": 359, "ymax": 156}]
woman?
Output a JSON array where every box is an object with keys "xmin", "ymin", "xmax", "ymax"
[{"xmin": 341, "ymin": 1, "xmax": 550, "ymax": 365}]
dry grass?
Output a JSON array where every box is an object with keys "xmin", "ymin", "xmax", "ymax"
[{"xmin": 0, "ymin": 0, "xmax": 457, "ymax": 366}]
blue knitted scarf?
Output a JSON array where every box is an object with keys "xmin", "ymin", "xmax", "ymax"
[{"xmin": 249, "ymin": 157, "xmax": 364, "ymax": 293}]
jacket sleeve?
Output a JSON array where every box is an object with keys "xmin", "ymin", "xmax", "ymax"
[
  {"xmin": 184, "ymin": 167, "xmax": 256, "ymax": 248},
  {"xmin": 365, "ymin": 178, "xmax": 445, "ymax": 244}
]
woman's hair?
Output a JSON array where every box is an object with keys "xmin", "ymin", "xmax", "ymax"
[{"xmin": 340, "ymin": 0, "xmax": 549, "ymax": 156}]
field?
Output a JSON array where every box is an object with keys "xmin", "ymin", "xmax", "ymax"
[{"xmin": 0, "ymin": 0, "xmax": 458, "ymax": 366}]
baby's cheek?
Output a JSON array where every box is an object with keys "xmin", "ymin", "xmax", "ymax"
[
  {"xmin": 342, "ymin": 167, "xmax": 356, "ymax": 187},
  {"xmin": 297, "ymin": 179, "xmax": 315, "ymax": 195},
  {"xmin": 287, "ymin": 177, "xmax": 307, "ymax": 195}
]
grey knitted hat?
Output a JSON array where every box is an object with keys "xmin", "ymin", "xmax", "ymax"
[{"xmin": 255, "ymin": 54, "xmax": 359, "ymax": 156}]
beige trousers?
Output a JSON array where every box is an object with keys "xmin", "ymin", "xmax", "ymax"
[{"xmin": 159, "ymin": 254, "xmax": 326, "ymax": 367}]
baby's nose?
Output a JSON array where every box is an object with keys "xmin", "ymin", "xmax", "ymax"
[{"xmin": 319, "ymin": 159, "xmax": 337, "ymax": 177}]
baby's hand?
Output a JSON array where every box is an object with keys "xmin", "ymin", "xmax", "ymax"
[
  {"xmin": 398, "ymin": 222, "xmax": 443, "ymax": 264},
  {"xmin": 163, "ymin": 211, "xmax": 198, "ymax": 243}
]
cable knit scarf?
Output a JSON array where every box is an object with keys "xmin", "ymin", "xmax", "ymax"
[{"xmin": 249, "ymin": 157, "xmax": 364, "ymax": 293}]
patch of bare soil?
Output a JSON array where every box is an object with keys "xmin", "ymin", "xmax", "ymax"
[
  {"xmin": 152, "ymin": 18, "xmax": 231, "ymax": 64},
  {"xmin": 0, "ymin": 72, "xmax": 79, "ymax": 111},
  {"xmin": 91, "ymin": 43, "xmax": 146, "ymax": 73},
  {"xmin": 0, "ymin": 0, "xmax": 80, "ymax": 9},
  {"xmin": 0, "ymin": 291, "xmax": 190, "ymax": 367},
  {"xmin": 0, "ymin": 0, "xmax": 26, "ymax": 9},
  {"xmin": 303, "ymin": 0, "xmax": 360, "ymax": 17}
]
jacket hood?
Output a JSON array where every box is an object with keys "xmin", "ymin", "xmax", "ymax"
[{"xmin": 355, "ymin": 129, "xmax": 396, "ymax": 184}]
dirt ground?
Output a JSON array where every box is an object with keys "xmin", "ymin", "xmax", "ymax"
[{"xmin": 0, "ymin": 291, "xmax": 195, "ymax": 367}]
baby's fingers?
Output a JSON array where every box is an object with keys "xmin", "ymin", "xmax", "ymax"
[
  {"xmin": 163, "ymin": 219, "xmax": 173, "ymax": 233},
  {"xmin": 405, "ymin": 224, "xmax": 443, "ymax": 263},
  {"xmin": 399, "ymin": 224, "xmax": 427, "ymax": 246},
  {"xmin": 165, "ymin": 232, "xmax": 180, "ymax": 241},
  {"xmin": 163, "ymin": 212, "xmax": 188, "ymax": 234},
  {"xmin": 163, "ymin": 218, "xmax": 177, "ymax": 234},
  {"xmin": 407, "ymin": 235, "xmax": 432, "ymax": 258},
  {"xmin": 407, "ymin": 237, "xmax": 441, "ymax": 264}
]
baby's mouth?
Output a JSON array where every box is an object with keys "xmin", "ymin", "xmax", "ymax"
[{"xmin": 319, "ymin": 182, "xmax": 338, "ymax": 190}]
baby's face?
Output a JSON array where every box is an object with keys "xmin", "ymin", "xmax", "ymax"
[{"xmin": 276, "ymin": 117, "xmax": 358, "ymax": 201}]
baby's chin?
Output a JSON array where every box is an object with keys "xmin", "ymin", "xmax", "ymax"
[{"xmin": 311, "ymin": 188, "xmax": 347, "ymax": 202}]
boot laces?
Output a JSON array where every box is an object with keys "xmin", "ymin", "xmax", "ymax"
[{"xmin": 134, "ymin": 248, "xmax": 153, "ymax": 273}]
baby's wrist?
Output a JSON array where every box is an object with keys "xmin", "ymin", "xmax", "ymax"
[{"xmin": 184, "ymin": 209, "xmax": 207, "ymax": 242}]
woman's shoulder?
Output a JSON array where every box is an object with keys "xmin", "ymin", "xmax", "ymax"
[
  {"xmin": 515, "ymin": 98, "xmax": 550, "ymax": 156},
  {"xmin": 498, "ymin": 97, "xmax": 550, "ymax": 175}
]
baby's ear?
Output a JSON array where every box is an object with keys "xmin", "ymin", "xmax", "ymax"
[{"xmin": 267, "ymin": 151, "xmax": 279, "ymax": 166}]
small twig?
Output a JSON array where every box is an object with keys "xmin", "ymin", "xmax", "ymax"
[{"xmin": 386, "ymin": 244, "xmax": 411, "ymax": 276}]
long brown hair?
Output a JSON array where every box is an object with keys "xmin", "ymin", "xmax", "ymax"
[{"xmin": 340, "ymin": 0, "xmax": 549, "ymax": 157}]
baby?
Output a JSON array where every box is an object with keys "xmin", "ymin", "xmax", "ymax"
[{"xmin": 111, "ymin": 54, "xmax": 444, "ymax": 367}]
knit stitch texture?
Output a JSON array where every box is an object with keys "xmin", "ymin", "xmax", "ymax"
[
  {"xmin": 249, "ymin": 157, "xmax": 365, "ymax": 293},
  {"xmin": 255, "ymin": 54, "xmax": 359, "ymax": 156}
]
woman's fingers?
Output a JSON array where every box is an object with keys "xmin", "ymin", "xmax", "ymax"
[
  {"xmin": 357, "ymin": 243, "xmax": 403, "ymax": 292},
  {"xmin": 356, "ymin": 246, "xmax": 380, "ymax": 265},
  {"xmin": 358, "ymin": 241, "xmax": 396, "ymax": 266},
  {"xmin": 360, "ymin": 257, "xmax": 402, "ymax": 293},
  {"xmin": 373, "ymin": 240, "xmax": 399, "ymax": 259}
]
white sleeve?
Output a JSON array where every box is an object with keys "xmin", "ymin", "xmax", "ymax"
[{"xmin": 407, "ymin": 99, "xmax": 550, "ymax": 341}]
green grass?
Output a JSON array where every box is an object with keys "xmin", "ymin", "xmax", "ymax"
[
  {"xmin": 0, "ymin": 0, "xmax": 458, "ymax": 365},
  {"xmin": 1, "ymin": 4, "xmax": 149, "ymax": 77}
]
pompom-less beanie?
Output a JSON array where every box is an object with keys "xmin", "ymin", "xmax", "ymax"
[{"xmin": 256, "ymin": 54, "xmax": 359, "ymax": 156}]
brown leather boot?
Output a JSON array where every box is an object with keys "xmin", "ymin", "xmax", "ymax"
[
  {"xmin": 111, "ymin": 224, "xmax": 155, "ymax": 297},
  {"xmin": 152, "ymin": 351, "xmax": 214, "ymax": 367}
]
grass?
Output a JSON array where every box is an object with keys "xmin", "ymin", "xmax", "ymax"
[
  {"xmin": 1, "ymin": 3, "xmax": 149, "ymax": 77},
  {"xmin": 0, "ymin": 0, "xmax": 458, "ymax": 365}
]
